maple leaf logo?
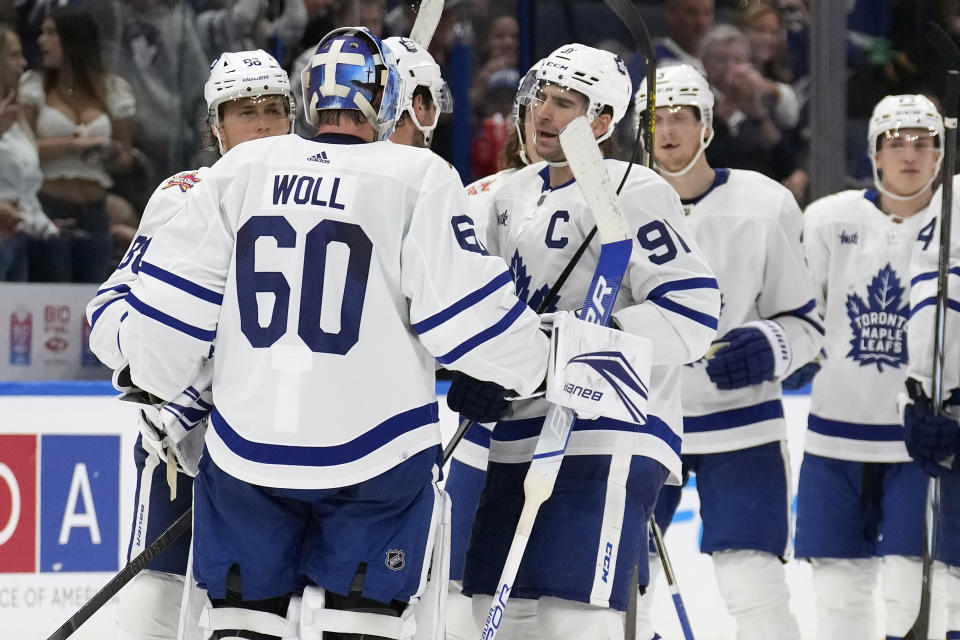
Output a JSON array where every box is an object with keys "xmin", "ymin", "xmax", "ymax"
[
  {"xmin": 845, "ymin": 263, "xmax": 910, "ymax": 371},
  {"xmin": 510, "ymin": 250, "xmax": 558, "ymax": 312}
]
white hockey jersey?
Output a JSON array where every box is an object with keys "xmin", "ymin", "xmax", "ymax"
[
  {"xmin": 805, "ymin": 188, "xmax": 931, "ymax": 462},
  {"xmin": 907, "ymin": 175, "xmax": 960, "ymax": 401},
  {"xmin": 486, "ymin": 161, "xmax": 721, "ymax": 482},
  {"xmin": 678, "ymin": 169, "xmax": 822, "ymax": 454},
  {"xmin": 87, "ymin": 168, "xmax": 209, "ymax": 369},
  {"xmin": 120, "ymin": 133, "xmax": 550, "ymax": 490}
]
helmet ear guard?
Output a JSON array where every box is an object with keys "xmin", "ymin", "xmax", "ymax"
[
  {"xmin": 634, "ymin": 63, "xmax": 715, "ymax": 177},
  {"xmin": 301, "ymin": 26, "xmax": 403, "ymax": 141},
  {"xmin": 868, "ymin": 94, "xmax": 945, "ymax": 201}
]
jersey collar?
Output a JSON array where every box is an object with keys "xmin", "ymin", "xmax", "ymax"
[
  {"xmin": 538, "ymin": 165, "xmax": 577, "ymax": 193},
  {"xmin": 308, "ymin": 133, "xmax": 368, "ymax": 145},
  {"xmin": 680, "ymin": 168, "xmax": 731, "ymax": 206}
]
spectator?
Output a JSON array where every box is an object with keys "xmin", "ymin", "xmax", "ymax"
[
  {"xmin": 702, "ymin": 24, "xmax": 801, "ymax": 189},
  {"xmin": 0, "ymin": 22, "xmax": 56, "ymax": 281},
  {"xmin": 194, "ymin": 0, "xmax": 307, "ymax": 65},
  {"xmin": 468, "ymin": 13, "xmax": 518, "ymax": 108},
  {"xmin": 470, "ymin": 67, "xmax": 517, "ymax": 179},
  {"xmin": 628, "ymin": 0, "xmax": 714, "ymax": 88},
  {"xmin": 18, "ymin": 6, "xmax": 135, "ymax": 282}
]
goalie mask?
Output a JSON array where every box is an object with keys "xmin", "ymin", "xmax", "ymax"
[
  {"xmin": 301, "ymin": 26, "xmax": 403, "ymax": 141},
  {"xmin": 868, "ymin": 94, "xmax": 944, "ymax": 201},
  {"xmin": 205, "ymin": 49, "xmax": 295, "ymax": 154},
  {"xmin": 383, "ymin": 36, "xmax": 453, "ymax": 146},
  {"xmin": 534, "ymin": 43, "xmax": 632, "ymax": 144},
  {"xmin": 635, "ymin": 63, "xmax": 715, "ymax": 177}
]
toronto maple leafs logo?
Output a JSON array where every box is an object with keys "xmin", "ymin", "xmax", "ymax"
[
  {"xmin": 845, "ymin": 264, "xmax": 909, "ymax": 370},
  {"xmin": 511, "ymin": 250, "xmax": 558, "ymax": 313}
]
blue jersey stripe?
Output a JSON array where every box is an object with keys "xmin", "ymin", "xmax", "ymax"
[
  {"xmin": 464, "ymin": 423, "xmax": 493, "ymax": 448},
  {"xmin": 683, "ymin": 399, "xmax": 784, "ymax": 433},
  {"xmin": 650, "ymin": 297, "xmax": 719, "ymax": 330},
  {"xmin": 910, "ymin": 266, "xmax": 960, "ymax": 286},
  {"xmin": 90, "ymin": 294, "xmax": 126, "ymax": 328},
  {"xmin": 210, "ymin": 403, "xmax": 439, "ymax": 466},
  {"xmin": 910, "ymin": 296, "xmax": 960, "ymax": 317},
  {"xmin": 647, "ymin": 277, "xmax": 719, "ymax": 300},
  {"xmin": 127, "ymin": 293, "xmax": 217, "ymax": 342},
  {"xmin": 412, "ymin": 271, "xmax": 513, "ymax": 334},
  {"xmin": 490, "ymin": 414, "xmax": 681, "ymax": 457},
  {"xmin": 436, "ymin": 298, "xmax": 528, "ymax": 365},
  {"xmin": 96, "ymin": 283, "xmax": 131, "ymax": 297},
  {"xmin": 140, "ymin": 262, "xmax": 224, "ymax": 305},
  {"xmin": 807, "ymin": 414, "xmax": 903, "ymax": 442}
]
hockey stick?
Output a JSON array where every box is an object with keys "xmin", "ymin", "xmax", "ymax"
[
  {"xmin": 904, "ymin": 21, "xmax": 960, "ymax": 640},
  {"xmin": 649, "ymin": 519, "xmax": 695, "ymax": 640},
  {"xmin": 45, "ymin": 507, "xmax": 192, "ymax": 640},
  {"xmin": 479, "ymin": 115, "xmax": 634, "ymax": 640},
  {"xmin": 408, "ymin": 0, "xmax": 444, "ymax": 49}
]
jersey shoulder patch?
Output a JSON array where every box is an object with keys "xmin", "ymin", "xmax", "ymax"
[{"xmin": 161, "ymin": 170, "xmax": 203, "ymax": 193}]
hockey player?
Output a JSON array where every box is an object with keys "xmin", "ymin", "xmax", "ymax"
[
  {"xmin": 383, "ymin": 36, "xmax": 452, "ymax": 149},
  {"xmin": 455, "ymin": 44, "xmax": 721, "ymax": 639},
  {"xmin": 796, "ymin": 94, "xmax": 958, "ymax": 639},
  {"xmin": 444, "ymin": 64, "xmax": 544, "ymax": 640},
  {"xmin": 632, "ymin": 63, "xmax": 819, "ymax": 640},
  {"xmin": 116, "ymin": 26, "xmax": 557, "ymax": 640},
  {"xmin": 84, "ymin": 48, "xmax": 294, "ymax": 640}
]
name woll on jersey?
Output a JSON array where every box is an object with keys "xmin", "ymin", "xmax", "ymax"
[
  {"xmin": 805, "ymin": 188, "xmax": 932, "ymax": 462},
  {"xmin": 908, "ymin": 175, "xmax": 960, "ymax": 406},
  {"xmin": 679, "ymin": 169, "xmax": 823, "ymax": 454},
  {"xmin": 120, "ymin": 133, "xmax": 548, "ymax": 490},
  {"xmin": 487, "ymin": 160, "xmax": 721, "ymax": 484}
]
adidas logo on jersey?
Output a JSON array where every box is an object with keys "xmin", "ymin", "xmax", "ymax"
[{"xmin": 306, "ymin": 151, "xmax": 330, "ymax": 164}]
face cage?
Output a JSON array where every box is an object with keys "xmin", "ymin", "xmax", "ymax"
[
  {"xmin": 210, "ymin": 92, "xmax": 296, "ymax": 155},
  {"xmin": 406, "ymin": 80, "xmax": 453, "ymax": 141},
  {"xmin": 870, "ymin": 128, "xmax": 944, "ymax": 202}
]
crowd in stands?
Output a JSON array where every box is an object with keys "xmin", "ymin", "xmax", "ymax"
[{"xmin": 0, "ymin": 0, "xmax": 955, "ymax": 283}]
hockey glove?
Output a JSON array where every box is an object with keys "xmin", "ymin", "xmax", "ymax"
[
  {"xmin": 781, "ymin": 361, "xmax": 821, "ymax": 391},
  {"xmin": 903, "ymin": 379, "xmax": 960, "ymax": 476},
  {"xmin": 706, "ymin": 321, "xmax": 790, "ymax": 390},
  {"xmin": 447, "ymin": 371, "xmax": 510, "ymax": 424}
]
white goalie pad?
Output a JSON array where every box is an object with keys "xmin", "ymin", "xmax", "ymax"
[
  {"xmin": 413, "ymin": 487, "xmax": 451, "ymax": 640},
  {"xmin": 300, "ymin": 586, "xmax": 416, "ymax": 639},
  {"xmin": 545, "ymin": 310, "xmax": 652, "ymax": 423}
]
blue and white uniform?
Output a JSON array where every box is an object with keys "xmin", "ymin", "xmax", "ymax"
[
  {"xmin": 797, "ymin": 186, "xmax": 960, "ymax": 639},
  {"xmin": 461, "ymin": 159, "xmax": 720, "ymax": 612},
  {"xmin": 120, "ymin": 132, "xmax": 550, "ymax": 603}
]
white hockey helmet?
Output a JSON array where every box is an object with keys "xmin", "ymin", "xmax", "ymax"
[
  {"xmin": 205, "ymin": 49, "xmax": 295, "ymax": 151},
  {"xmin": 635, "ymin": 63, "xmax": 715, "ymax": 177},
  {"xmin": 383, "ymin": 36, "xmax": 452, "ymax": 145},
  {"xmin": 868, "ymin": 94, "xmax": 944, "ymax": 201},
  {"xmin": 535, "ymin": 43, "xmax": 632, "ymax": 143}
]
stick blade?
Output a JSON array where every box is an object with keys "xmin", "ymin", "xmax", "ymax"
[
  {"xmin": 559, "ymin": 116, "xmax": 632, "ymax": 244},
  {"xmin": 409, "ymin": 0, "xmax": 444, "ymax": 49}
]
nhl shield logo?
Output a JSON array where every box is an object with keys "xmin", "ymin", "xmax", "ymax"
[{"xmin": 385, "ymin": 549, "xmax": 405, "ymax": 571}]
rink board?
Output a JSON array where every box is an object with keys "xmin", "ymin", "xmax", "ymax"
[{"xmin": 0, "ymin": 383, "xmax": 830, "ymax": 640}]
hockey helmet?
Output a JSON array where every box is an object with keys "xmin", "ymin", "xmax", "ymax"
[
  {"xmin": 383, "ymin": 37, "xmax": 452, "ymax": 145},
  {"xmin": 205, "ymin": 49, "xmax": 295, "ymax": 133},
  {"xmin": 868, "ymin": 94, "xmax": 944, "ymax": 200},
  {"xmin": 635, "ymin": 63, "xmax": 715, "ymax": 177},
  {"xmin": 300, "ymin": 26, "xmax": 403, "ymax": 141},
  {"xmin": 534, "ymin": 43, "xmax": 632, "ymax": 143}
]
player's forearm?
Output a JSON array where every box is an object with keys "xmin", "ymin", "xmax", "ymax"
[{"xmin": 613, "ymin": 297, "xmax": 719, "ymax": 365}]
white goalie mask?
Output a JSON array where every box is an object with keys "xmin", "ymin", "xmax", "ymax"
[
  {"xmin": 535, "ymin": 43, "xmax": 632, "ymax": 144},
  {"xmin": 635, "ymin": 63, "xmax": 715, "ymax": 177},
  {"xmin": 205, "ymin": 49, "xmax": 295, "ymax": 153},
  {"xmin": 868, "ymin": 94, "xmax": 944, "ymax": 201},
  {"xmin": 383, "ymin": 37, "xmax": 453, "ymax": 146}
]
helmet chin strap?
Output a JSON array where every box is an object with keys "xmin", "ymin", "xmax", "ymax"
[
  {"xmin": 656, "ymin": 126, "xmax": 714, "ymax": 178},
  {"xmin": 871, "ymin": 150, "xmax": 943, "ymax": 202}
]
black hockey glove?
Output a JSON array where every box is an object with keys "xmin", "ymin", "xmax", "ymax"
[
  {"xmin": 706, "ymin": 327, "xmax": 776, "ymax": 390},
  {"xmin": 903, "ymin": 379, "xmax": 960, "ymax": 476},
  {"xmin": 446, "ymin": 371, "xmax": 510, "ymax": 424},
  {"xmin": 781, "ymin": 361, "xmax": 821, "ymax": 391}
]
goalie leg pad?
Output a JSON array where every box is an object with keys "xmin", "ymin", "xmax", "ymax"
[
  {"xmin": 468, "ymin": 595, "xmax": 541, "ymax": 640},
  {"xmin": 713, "ymin": 550, "xmax": 800, "ymax": 640},
  {"xmin": 633, "ymin": 553, "xmax": 661, "ymax": 640},
  {"xmin": 810, "ymin": 557, "xmax": 879, "ymax": 640},
  {"xmin": 947, "ymin": 565, "xmax": 960, "ymax": 636},
  {"xmin": 115, "ymin": 569, "xmax": 184, "ymax": 640},
  {"xmin": 880, "ymin": 554, "xmax": 923, "ymax": 636},
  {"xmin": 198, "ymin": 595, "xmax": 300, "ymax": 640},
  {"xmin": 545, "ymin": 310, "xmax": 652, "ymax": 423},
  {"xmin": 300, "ymin": 585, "xmax": 415, "ymax": 639},
  {"xmin": 445, "ymin": 582, "xmax": 481, "ymax": 640},
  {"xmin": 537, "ymin": 596, "xmax": 624, "ymax": 640}
]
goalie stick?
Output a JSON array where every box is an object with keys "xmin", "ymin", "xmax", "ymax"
[
  {"xmin": 904, "ymin": 20, "xmax": 960, "ymax": 640},
  {"xmin": 46, "ymin": 5, "xmax": 450, "ymax": 638},
  {"xmin": 479, "ymin": 115, "xmax": 634, "ymax": 640}
]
